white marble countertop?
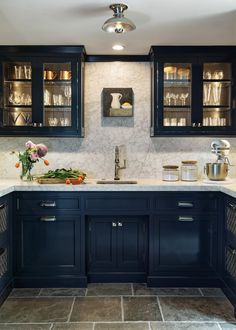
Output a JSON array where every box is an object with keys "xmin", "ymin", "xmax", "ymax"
[{"xmin": 0, "ymin": 178, "xmax": 236, "ymax": 198}]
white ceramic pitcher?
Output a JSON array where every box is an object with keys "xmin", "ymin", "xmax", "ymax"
[{"xmin": 110, "ymin": 93, "xmax": 122, "ymax": 109}]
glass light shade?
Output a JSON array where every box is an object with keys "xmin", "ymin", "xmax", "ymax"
[{"xmin": 102, "ymin": 16, "xmax": 136, "ymax": 33}]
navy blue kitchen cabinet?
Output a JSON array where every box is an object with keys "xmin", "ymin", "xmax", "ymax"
[
  {"xmin": 222, "ymin": 196, "xmax": 236, "ymax": 316},
  {"xmin": 150, "ymin": 46, "xmax": 236, "ymax": 136},
  {"xmin": 87, "ymin": 215, "xmax": 148, "ymax": 282},
  {"xmin": 0, "ymin": 46, "xmax": 85, "ymax": 137},
  {"xmin": 148, "ymin": 192, "xmax": 219, "ymax": 286},
  {"xmin": 14, "ymin": 192, "xmax": 86, "ymax": 287},
  {"xmin": 0, "ymin": 195, "xmax": 12, "ymax": 305}
]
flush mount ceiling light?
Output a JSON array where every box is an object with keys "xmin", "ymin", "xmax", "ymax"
[
  {"xmin": 112, "ymin": 44, "xmax": 125, "ymax": 50},
  {"xmin": 102, "ymin": 3, "xmax": 136, "ymax": 34}
]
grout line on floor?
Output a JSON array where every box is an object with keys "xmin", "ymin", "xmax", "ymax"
[
  {"xmin": 198, "ymin": 288, "xmax": 204, "ymax": 296},
  {"xmin": 156, "ymin": 296, "xmax": 165, "ymax": 322},
  {"xmin": 131, "ymin": 283, "xmax": 134, "ymax": 296},
  {"xmin": 121, "ymin": 296, "xmax": 124, "ymax": 322},
  {"xmin": 38, "ymin": 288, "xmax": 43, "ymax": 296},
  {"xmin": 148, "ymin": 321, "xmax": 152, "ymax": 330},
  {"xmin": 92, "ymin": 322, "xmax": 95, "ymax": 330},
  {"xmin": 217, "ymin": 323, "xmax": 223, "ymax": 330},
  {"xmin": 66, "ymin": 296, "xmax": 76, "ymax": 323},
  {"xmin": 49, "ymin": 323, "xmax": 53, "ymax": 330},
  {"xmin": 85, "ymin": 288, "xmax": 88, "ymax": 296}
]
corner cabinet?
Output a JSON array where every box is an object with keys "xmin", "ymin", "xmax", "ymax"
[
  {"xmin": 150, "ymin": 46, "xmax": 236, "ymax": 136},
  {"xmin": 0, "ymin": 46, "xmax": 85, "ymax": 137}
]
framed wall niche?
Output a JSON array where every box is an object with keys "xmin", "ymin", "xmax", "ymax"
[{"xmin": 102, "ymin": 88, "xmax": 133, "ymax": 117}]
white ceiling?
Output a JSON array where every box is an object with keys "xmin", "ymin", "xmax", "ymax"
[{"xmin": 0, "ymin": 0, "xmax": 235, "ymax": 55}]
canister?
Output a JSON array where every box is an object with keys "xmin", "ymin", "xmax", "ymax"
[
  {"xmin": 181, "ymin": 161, "xmax": 198, "ymax": 181},
  {"xmin": 162, "ymin": 165, "xmax": 179, "ymax": 181}
]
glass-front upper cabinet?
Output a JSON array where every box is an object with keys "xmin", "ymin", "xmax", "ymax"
[
  {"xmin": 202, "ymin": 63, "xmax": 231, "ymax": 127},
  {"xmin": 3, "ymin": 62, "xmax": 32, "ymax": 127},
  {"xmin": 0, "ymin": 46, "xmax": 85, "ymax": 137},
  {"xmin": 163, "ymin": 63, "xmax": 192, "ymax": 127},
  {"xmin": 151, "ymin": 46, "xmax": 236, "ymax": 136},
  {"xmin": 43, "ymin": 62, "xmax": 72, "ymax": 128}
]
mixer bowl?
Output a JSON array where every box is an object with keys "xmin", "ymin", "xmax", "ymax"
[{"xmin": 205, "ymin": 163, "xmax": 228, "ymax": 181}]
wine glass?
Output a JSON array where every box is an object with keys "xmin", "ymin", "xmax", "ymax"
[
  {"xmin": 165, "ymin": 92, "xmax": 172, "ymax": 105},
  {"xmin": 64, "ymin": 86, "xmax": 71, "ymax": 105},
  {"xmin": 180, "ymin": 93, "xmax": 189, "ymax": 106}
]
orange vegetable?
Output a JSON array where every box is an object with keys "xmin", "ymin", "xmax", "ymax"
[
  {"xmin": 65, "ymin": 179, "xmax": 71, "ymax": 185},
  {"xmin": 44, "ymin": 159, "xmax": 49, "ymax": 166},
  {"xmin": 15, "ymin": 162, "xmax": 20, "ymax": 168},
  {"xmin": 77, "ymin": 177, "xmax": 83, "ymax": 184}
]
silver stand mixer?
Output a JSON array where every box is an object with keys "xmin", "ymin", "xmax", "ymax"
[{"xmin": 205, "ymin": 139, "xmax": 232, "ymax": 181}]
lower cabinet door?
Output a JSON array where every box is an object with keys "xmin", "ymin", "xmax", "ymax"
[
  {"xmin": 16, "ymin": 215, "xmax": 82, "ymax": 276},
  {"xmin": 117, "ymin": 217, "xmax": 147, "ymax": 272},
  {"xmin": 87, "ymin": 216, "xmax": 147, "ymax": 274},
  {"xmin": 151, "ymin": 214, "xmax": 217, "ymax": 275},
  {"xmin": 87, "ymin": 217, "xmax": 117, "ymax": 272}
]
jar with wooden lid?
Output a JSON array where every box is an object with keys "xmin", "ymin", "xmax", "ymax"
[
  {"xmin": 162, "ymin": 165, "xmax": 179, "ymax": 181},
  {"xmin": 181, "ymin": 161, "xmax": 198, "ymax": 181}
]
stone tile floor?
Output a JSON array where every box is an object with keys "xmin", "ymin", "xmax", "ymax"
[{"xmin": 0, "ymin": 284, "xmax": 235, "ymax": 329}]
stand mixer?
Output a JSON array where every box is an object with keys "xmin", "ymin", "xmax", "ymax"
[{"xmin": 205, "ymin": 139, "xmax": 232, "ymax": 181}]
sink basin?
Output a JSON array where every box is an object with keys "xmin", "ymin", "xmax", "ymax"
[{"xmin": 96, "ymin": 180, "xmax": 137, "ymax": 184}]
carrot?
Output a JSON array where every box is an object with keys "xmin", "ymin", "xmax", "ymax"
[
  {"xmin": 44, "ymin": 159, "xmax": 49, "ymax": 166},
  {"xmin": 15, "ymin": 162, "xmax": 20, "ymax": 168}
]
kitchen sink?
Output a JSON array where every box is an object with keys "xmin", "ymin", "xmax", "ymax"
[{"xmin": 96, "ymin": 180, "xmax": 137, "ymax": 184}]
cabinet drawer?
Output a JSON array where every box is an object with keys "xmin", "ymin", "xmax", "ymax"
[
  {"xmin": 17, "ymin": 193, "xmax": 80, "ymax": 212},
  {"xmin": 85, "ymin": 194, "xmax": 150, "ymax": 212},
  {"xmin": 155, "ymin": 194, "xmax": 217, "ymax": 212},
  {"xmin": 0, "ymin": 244, "xmax": 11, "ymax": 291}
]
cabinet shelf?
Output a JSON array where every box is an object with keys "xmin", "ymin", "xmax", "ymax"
[
  {"xmin": 4, "ymin": 79, "xmax": 31, "ymax": 83},
  {"xmin": 164, "ymin": 106, "xmax": 191, "ymax": 109},
  {"xmin": 203, "ymin": 106, "xmax": 230, "ymax": 109},
  {"xmin": 44, "ymin": 80, "xmax": 71, "ymax": 83},
  {"xmin": 4, "ymin": 105, "xmax": 32, "ymax": 108}
]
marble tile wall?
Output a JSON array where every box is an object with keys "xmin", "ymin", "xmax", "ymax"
[{"xmin": 0, "ymin": 62, "xmax": 236, "ymax": 180}]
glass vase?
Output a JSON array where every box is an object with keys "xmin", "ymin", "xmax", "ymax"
[{"xmin": 20, "ymin": 163, "xmax": 33, "ymax": 181}]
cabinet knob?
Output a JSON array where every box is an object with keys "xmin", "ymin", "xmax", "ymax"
[
  {"xmin": 192, "ymin": 123, "xmax": 196, "ymax": 127},
  {"xmin": 197, "ymin": 123, "xmax": 202, "ymax": 127},
  {"xmin": 118, "ymin": 222, "xmax": 123, "ymax": 227},
  {"xmin": 112, "ymin": 222, "xmax": 117, "ymax": 227},
  {"xmin": 228, "ymin": 245, "xmax": 236, "ymax": 255},
  {"xmin": 228, "ymin": 202, "xmax": 236, "ymax": 210}
]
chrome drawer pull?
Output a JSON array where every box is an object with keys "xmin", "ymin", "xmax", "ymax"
[
  {"xmin": 178, "ymin": 216, "xmax": 194, "ymax": 222},
  {"xmin": 40, "ymin": 216, "xmax": 56, "ymax": 222},
  {"xmin": 118, "ymin": 222, "xmax": 123, "ymax": 227},
  {"xmin": 112, "ymin": 222, "xmax": 117, "ymax": 227},
  {"xmin": 40, "ymin": 201, "xmax": 56, "ymax": 208},
  {"xmin": 228, "ymin": 245, "xmax": 236, "ymax": 255},
  {"xmin": 228, "ymin": 203, "xmax": 236, "ymax": 210},
  {"xmin": 0, "ymin": 204, "xmax": 6, "ymax": 210},
  {"xmin": 178, "ymin": 202, "xmax": 194, "ymax": 208}
]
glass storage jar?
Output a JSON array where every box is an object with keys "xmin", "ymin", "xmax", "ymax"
[
  {"xmin": 181, "ymin": 161, "xmax": 198, "ymax": 181},
  {"xmin": 162, "ymin": 165, "xmax": 179, "ymax": 181}
]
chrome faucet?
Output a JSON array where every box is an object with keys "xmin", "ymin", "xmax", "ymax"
[{"xmin": 114, "ymin": 146, "xmax": 126, "ymax": 180}]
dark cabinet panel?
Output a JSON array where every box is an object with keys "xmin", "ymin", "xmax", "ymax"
[
  {"xmin": 150, "ymin": 213, "xmax": 217, "ymax": 275},
  {"xmin": 88, "ymin": 217, "xmax": 117, "ymax": 271},
  {"xmin": 16, "ymin": 215, "xmax": 82, "ymax": 276},
  {"xmin": 150, "ymin": 46, "xmax": 236, "ymax": 136},
  {"xmin": 0, "ymin": 195, "xmax": 12, "ymax": 294},
  {"xmin": 87, "ymin": 216, "xmax": 147, "ymax": 276},
  {"xmin": 0, "ymin": 46, "xmax": 85, "ymax": 137}
]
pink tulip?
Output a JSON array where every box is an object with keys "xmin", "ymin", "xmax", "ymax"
[
  {"xmin": 36, "ymin": 144, "xmax": 48, "ymax": 158},
  {"xmin": 30, "ymin": 153, "xmax": 39, "ymax": 161},
  {"xmin": 25, "ymin": 140, "xmax": 36, "ymax": 149}
]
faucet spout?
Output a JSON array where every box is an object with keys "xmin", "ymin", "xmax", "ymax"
[{"xmin": 114, "ymin": 146, "xmax": 126, "ymax": 180}]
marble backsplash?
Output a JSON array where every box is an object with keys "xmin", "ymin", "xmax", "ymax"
[{"xmin": 0, "ymin": 62, "xmax": 236, "ymax": 180}]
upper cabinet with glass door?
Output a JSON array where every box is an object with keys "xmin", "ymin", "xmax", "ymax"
[
  {"xmin": 0, "ymin": 46, "xmax": 85, "ymax": 136},
  {"xmin": 150, "ymin": 46, "xmax": 236, "ymax": 136}
]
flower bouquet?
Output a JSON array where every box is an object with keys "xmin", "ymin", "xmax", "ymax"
[{"xmin": 12, "ymin": 141, "xmax": 49, "ymax": 181}]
